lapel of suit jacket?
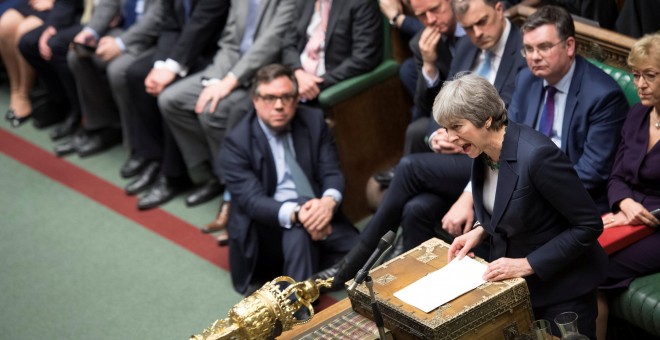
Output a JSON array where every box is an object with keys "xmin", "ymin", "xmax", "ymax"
[
  {"xmin": 561, "ymin": 56, "xmax": 584, "ymax": 153},
  {"xmin": 291, "ymin": 114, "xmax": 315, "ymax": 187},
  {"xmin": 472, "ymin": 158, "xmax": 490, "ymax": 228},
  {"xmin": 298, "ymin": 0, "xmax": 316, "ymax": 50},
  {"xmin": 253, "ymin": 0, "xmax": 273, "ymax": 37},
  {"xmin": 325, "ymin": 0, "xmax": 346, "ymax": 48},
  {"xmin": 460, "ymin": 44, "xmax": 479, "ymax": 76},
  {"xmin": 234, "ymin": 0, "xmax": 249, "ymax": 40},
  {"xmin": 525, "ymin": 77, "xmax": 544, "ymax": 128},
  {"xmin": 493, "ymin": 25, "xmax": 517, "ymax": 93},
  {"xmin": 250, "ymin": 113, "xmax": 278, "ymax": 195},
  {"xmin": 490, "ymin": 122, "xmax": 520, "ymax": 230}
]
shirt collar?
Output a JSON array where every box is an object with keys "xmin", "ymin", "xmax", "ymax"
[
  {"xmin": 257, "ymin": 118, "xmax": 289, "ymax": 141},
  {"xmin": 485, "ymin": 18, "xmax": 511, "ymax": 59},
  {"xmin": 543, "ymin": 58, "xmax": 576, "ymax": 93}
]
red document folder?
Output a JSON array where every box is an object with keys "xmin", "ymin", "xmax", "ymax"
[{"xmin": 598, "ymin": 224, "xmax": 656, "ymax": 254}]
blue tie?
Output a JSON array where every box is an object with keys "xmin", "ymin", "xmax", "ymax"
[
  {"xmin": 240, "ymin": 0, "xmax": 260, "ymax": 55},
  {"xmin": 122, "ymin": 0, "xmax": 138, "ymax": 28},
  {"xmin": 539, "ymin": 86, "xmax": 557, "ymax": 137},
  {"xmin": 476, "ymin": 50, "xmax": 492, "ymax": 79},
  {"xmin": 281, "ymin": 135, "xmax": 315, "ymax": 199}
]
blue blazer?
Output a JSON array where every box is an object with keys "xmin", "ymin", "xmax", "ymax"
[
  {"xmin": 448, "ymin": 20, "xmax": 526, "ymax": 106},
  {"xmin": 508, "ymin": 56, "xmax": 629, "ymax": 212},
  {"xmin": 219, "ymin": 106, "xmax": 352, "ymax": 293},
  {"xmin": 427, "ymin": 20, "xmax": 526, "ymax": 134},
  {"xmin": 472, "ymin": 121, "xmax": 608, "ymax": 308}
]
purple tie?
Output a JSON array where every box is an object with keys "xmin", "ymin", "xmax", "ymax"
[{"xmin": 539, "ymin": 86, "xmax": 557, "ymax": 137}]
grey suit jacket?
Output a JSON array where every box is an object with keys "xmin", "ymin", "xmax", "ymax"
[
  {"xmin": 86, "ymin": 0, "xmax": 121, "ymax": 35},
  {"xmin": 118, "ymin": 0, "xmax": 164, "ymax": 55},
  {"xmin": 202, "ymin": 0, "xmax": 297, "ymax": 85}
]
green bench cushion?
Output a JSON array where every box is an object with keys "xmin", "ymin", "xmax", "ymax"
[
  {"xmin": 587, "ymin": 58, "xmax": 640, "ymax": 106},
  {"xmin": 610, "ymin": 272, "xmax": 660, "ymax": 337}
]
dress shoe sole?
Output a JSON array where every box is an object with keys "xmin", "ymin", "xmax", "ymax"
[
  {"xmin": 78, "ymin": 142, "xmax": 119, "ymax": 158},
  {"xmin": 217, "ymin": 233, "xmax": 229, "ymax": 246},
  {"xmin": 54, "ymin": 146, "xmax": 77, "ymax": 157}
]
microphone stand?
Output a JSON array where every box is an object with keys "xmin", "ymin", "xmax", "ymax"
[{"xmin": 364, "ymin": 275, "xmax": 389, "ymax": 340}]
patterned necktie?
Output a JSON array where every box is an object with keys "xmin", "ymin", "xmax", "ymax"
[
  {"xmin": 302, "ymin": 0, "xmax": 331, "ymax": 74},
  {"xmin": 476, "ymin": 50, "xmax": 493, "ymax": 79},
  {"xmin": 281, "ymin": 135, "xmax": 315, "ymax": 199},
  {"xmin": 539, "ymin": 86, "xmax": 557, "ymax": 137},
  {"xmin": 80, "ymin": 0, "xmax": 94, "ymax": 24}
]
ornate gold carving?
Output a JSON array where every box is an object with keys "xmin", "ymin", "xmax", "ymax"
[{"xmin": 191, "ymin": 276, "xmax": 332, "ymax": 340}]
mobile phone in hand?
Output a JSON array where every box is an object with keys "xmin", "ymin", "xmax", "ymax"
[
  {"xmin": 73, "ymin": 42, "xmax": 96, "ymax": 56},
  {"xmin": 651, "ymin": 208, "xmax": 660, "ymax": 219}
]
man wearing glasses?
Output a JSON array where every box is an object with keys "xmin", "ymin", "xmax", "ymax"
[
  {"xmin": 219, "ymin": 64, "xmax": 358, "ymax": 295},
  {"xmin": 506, "ymin": 5, "xmax": 629, "ymax": 213}
]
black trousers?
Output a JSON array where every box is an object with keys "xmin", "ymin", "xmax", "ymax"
[{"xmin": 124, "ymin": 52, "xmax": 187, "ymax": 178}]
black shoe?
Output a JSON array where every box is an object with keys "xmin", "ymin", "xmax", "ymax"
[
  {"xmin": 324, "ymin": 241, "xmax": 374, "ymax": 291},
  {"xmin": 373, "ymin": 166, "xmax": 396, "ymax": 189},
  {"xmin": 137, "ymin": 175, "xmax": 192, "ymax": 210},
  {"xmin": 53, "ymin": 131, "xmax": 89, "ymax": 157},
  {"xmin": 77, "ymin": 128, "xmax": 121, "ymax": 158},
  {"xmin": 185, "ymin": 178, "xmax": 223, "ymax": 207},
  {"xmin": 312, "ymin": 265, "xmax": 339, "ymax": 282},
  {"xmin": 125, "ymin": 162, "xmax": 160, "ymax": 196},
  {"xmin": 381, "ymin": 234, "xmax": 404, "ymax": 263},
  {"xmin": 120, "ymin": 154, "xmax": 149, "ymax": 178},
  {"xmin": 5, "ymin": 108, "xmax": 15, "ymax": 120},
  {"xmin": 8, "ymin": 113, "xmax": 31, "ymax": 128},
  {"xmin": 49, "ymin": 114, "xmax": 80, "ymax": 141}
]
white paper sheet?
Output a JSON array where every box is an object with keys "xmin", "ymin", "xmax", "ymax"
[{"xmin": 393, "ymin": 256, "xmax": 487, "ymax": 313}]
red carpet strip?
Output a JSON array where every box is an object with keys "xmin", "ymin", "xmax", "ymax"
[{"xmin": 0, "ymin": 128, "xmax": 337, "ymax": 311}]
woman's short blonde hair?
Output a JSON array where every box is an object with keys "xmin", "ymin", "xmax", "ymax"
[
  {"xmin": 628, "ymin": 32, "xmax": 660, "ymax": 69},
  {"xmin": 432, "ymin": 72, "xmax": 507, "ymax": 130}
]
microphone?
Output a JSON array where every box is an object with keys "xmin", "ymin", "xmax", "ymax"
[{"xmin": 348, "ymin": 231, "xmax": 396, "ymax": 292}]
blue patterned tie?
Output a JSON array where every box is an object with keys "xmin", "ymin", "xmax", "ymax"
[
  {"xmin": 539, "ymin": 86, "xmax": 557, "ymax": 137},
  {"xmin": 476, "ymin": 50, "xmax": 493, "ymax": 78},
  {"xmin": 281, "ymin": 135, "xmax": 315, "ymax": 199}
]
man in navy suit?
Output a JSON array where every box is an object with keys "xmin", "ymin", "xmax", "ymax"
[
  {"xmin": 219, "ymin": 64, "xmax": 358, "ymax": 295},
  {"xmin": 442, "ymin": 5, "xmax": 629, "ymax": 234}
]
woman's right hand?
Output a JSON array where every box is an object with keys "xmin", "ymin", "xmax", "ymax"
[
  {"xmin": 618, "ymin": 198, "xmax": 660, "ymax": 227},
  {"xmin": 448, "ymin": 226, "xmax": 485, "ymax": 261}
]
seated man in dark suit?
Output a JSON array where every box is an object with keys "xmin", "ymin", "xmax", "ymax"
[
  {"xmin": 281, "ymin": 0, "xmax": 382, "ymax": 104},
  {"xmin": 219, "ymin": 64, "xmax": 359, "ymax": 295}
]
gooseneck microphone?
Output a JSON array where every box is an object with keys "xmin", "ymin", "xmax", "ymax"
[{"xmin": 348, "ymin": 230, "xmax": 396, "ymax": 292}]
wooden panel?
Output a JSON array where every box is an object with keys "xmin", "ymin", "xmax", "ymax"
[{"xmin": 326, "ymin": 76, "xmax": 411, "ymax": 221}]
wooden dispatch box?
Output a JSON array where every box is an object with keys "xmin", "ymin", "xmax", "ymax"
[{"xmin": 347, "ymin": 238, "xmax": 534, "ymax": 340}]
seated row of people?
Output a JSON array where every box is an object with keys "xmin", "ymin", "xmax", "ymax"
[
  {"xmin": 0, "ymin": 0, "xmax": 383, "ymax": 247},
  {"xmin": 314, "ymin": 4, "xmax": 658, "ymax": 340}
]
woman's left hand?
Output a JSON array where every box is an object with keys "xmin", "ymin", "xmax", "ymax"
[
  {"xmin": 602, "ymin": 211, "xmax": 627, "ymax": 228},
  {"xmin": 618, "ymin": 198, "xmax": 660, "ymax": 227},
  {"xmin": 483, "ymin": 257, "xmax": 534, "ymax": 281}
]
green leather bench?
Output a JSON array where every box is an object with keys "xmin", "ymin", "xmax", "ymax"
[{"xmin": 588, "ymin": 58, "xmax": 660, "ymax": 338}]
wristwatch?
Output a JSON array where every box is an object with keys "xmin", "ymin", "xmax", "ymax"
[
  {"xmin": 293, "ymin": 204, "xmax": 303, "ymax": 227},
  {"xmin": 389, "ymin": 12, "xmax": 402, "ymax": 27}
]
